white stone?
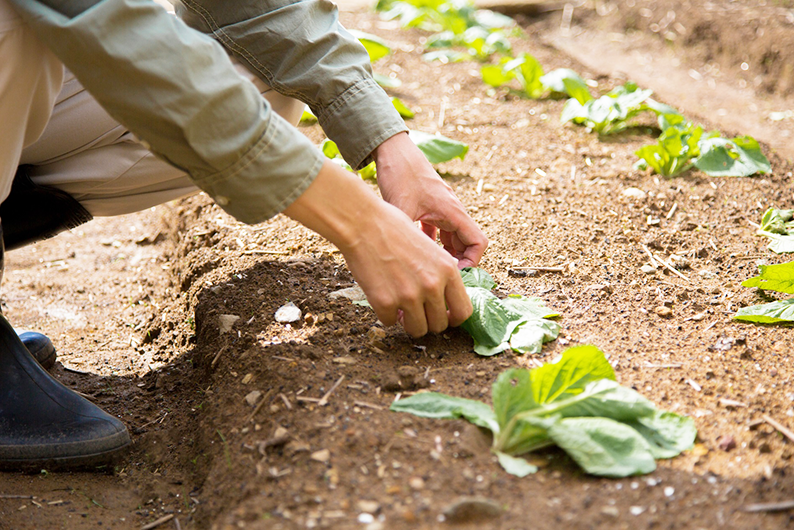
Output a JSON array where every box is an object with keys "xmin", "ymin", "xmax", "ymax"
[{"xmin": 275, "ymin": 302, "xmax": 302, "ymax": 323}]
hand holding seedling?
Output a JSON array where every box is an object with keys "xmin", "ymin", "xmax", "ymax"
[
  {"xmin": 283, "ymin": 159, "xmax": 473, "ymax": 337},
  {"xmin": 373, "ymin": 132, "xmax": 488, "ymax": 269}
]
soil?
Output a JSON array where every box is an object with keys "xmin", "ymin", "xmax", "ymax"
[{"xmin": 2, "ymin": 1, "xmax": 794, "ymax": 529}]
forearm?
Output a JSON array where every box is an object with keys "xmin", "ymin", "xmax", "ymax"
[{"xmin": 175, "ymin": 0, "xmax": 408, "ymax": 169}]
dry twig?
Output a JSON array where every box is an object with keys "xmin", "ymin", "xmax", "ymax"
[
  {"xmin": 318, "ymin": 375, "xmax": 345, "ymax": 406},
  {"xmin": 141, "ymin": 514, "xmax": 175, "ymax": 530},
  {"xmin": 762, "ymin": 414, "xmax": 794, "ymax": 444},
  {"xmin": 742, "ymin": 500, "xmax": 794, "ymax": 513}
]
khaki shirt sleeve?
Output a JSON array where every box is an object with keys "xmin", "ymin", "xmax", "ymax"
[
  {"xmin": 175, "ymin": 0, "xmax": 408, "ymax": 170},
  {"xmin": 8, "ymin": 0, "xmax": 324, "ymax": 224}
]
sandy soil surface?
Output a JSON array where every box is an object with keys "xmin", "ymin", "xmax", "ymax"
[{"xmin": 1, "ymin": 1, "xmax": 794, "ymax": 529}]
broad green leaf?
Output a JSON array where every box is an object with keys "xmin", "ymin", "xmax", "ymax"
[
  {"xmin": 358, "ymin": 161, "xmax": 377, "ymax": 180},
  {"xmin": 389, "ymin": 392, "xmax": 499, "ymax": 433},
  {"xmin": 492, "ymin": 368, "xmax": 536, "ymax": 430},
  {"xmin": 349, "ymin": 29, "xmax": 392, "ymax": 63},
  {"xmin": 495, "ymin": 451, "xmax": 538, "ymax": 477},
  {"xmin": 529, "ymin": 345, "xmax": 615, "ymax": 404},
  {"xmin": 741, "ymin": 262, "xmax": 794, "ymax": 294},
  {"xmin": 501, "ymin": 295, "xmax": 559, "ymax": 319},
  {"xmin": 696, "ymin": 136, "xmax": 771, "ymax": 177},
  {"xmin": 508, "ymin": 318, "xmax": 561, "ymax": 354},
  {"xmin": 734, "ymin": 299, "xmax": 794, "ymax": 323},
  {"xmin": 460, "ymin": 267, "xmax": 496, "ymax": 289},
  {"xmin": 767, "ymin": 234, "xmax": 794, "ymax": 253},
  {"xmin": 517, "ymin": 379, "xmax": 657, "ymax": 424},
  {"xmin": 461, "ymin": 287, "xmax": 521, "ymax": 348},
  {"xmin": 474, "ymin": 341, "xmax": 511, "ymax": 356},
  {"xmin": 408, "ymin": 130, "xmax": 469, "ymax": 164},
  {"xmin": 391, "ymin": 97, "xmax": 415, "ymax": 119},
  {"xmin": 645, "ymin": 99, "xmax": 680, "ymax": 117},
  {"xmin": 546, "ymin": 417, "xmax": 657, "ymax": 477},
  {"xmin": 481, "ymin": 64, "xmax": 514, "ymax": 88},
  {"xmin": 626, "ymin": 411, "xmax": 697, "ymax": 459},
  {"xmin": 321, "ymin": 139, "xmax": 341, "ymax": 159},
  {"xmin": 541, "ymin": 68, "xmax": 591, "ymax": 104}
]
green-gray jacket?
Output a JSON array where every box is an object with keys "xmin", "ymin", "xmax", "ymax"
[{"xmin": 9, "ymin": 0, "xmax": 406, "ymax": 223}]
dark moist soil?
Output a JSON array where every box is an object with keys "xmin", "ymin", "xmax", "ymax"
[{"xmin": 2, "ymin": 1, "xmax": 794, "ymax": 529}]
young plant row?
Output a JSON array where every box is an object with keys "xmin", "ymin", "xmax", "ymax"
[{"xmin": 373, "ymin": 0, "xmax": 771, "ymax": 180}]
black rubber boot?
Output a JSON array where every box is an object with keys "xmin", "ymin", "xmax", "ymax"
[
  {"xmin": 0, "ymin": 315, "xmax": 131, "ymax": 469},
  {"xmin": 0, "ymin": 221, "xmax": 130, "ymax": 470},
  {"xmin": 18, "ymin": 332, "xmax": 56, "ymax": 370}
]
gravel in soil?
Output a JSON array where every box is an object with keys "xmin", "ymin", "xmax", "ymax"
[{"xmin": 2, "ymin": 2, "xmax": 794, "ymax": 529}]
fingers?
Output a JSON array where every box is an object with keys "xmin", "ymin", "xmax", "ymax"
[{"xmin": 445, "ymin": 273, "xmax": 473, "ymax": 326}]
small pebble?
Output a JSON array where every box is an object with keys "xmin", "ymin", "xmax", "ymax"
[
  {"xmin": 717, "ymin": 435, "xmax": 737, "ymax": 452},
  {"xmin": 630, "ymin": 506, "xmax": 645, "ymax": 516},
  {"xmin": 244, "ymin": 390, "xmax": 262, "ymax": 407},
  {"xmin": 218, "ymin": 314, "xmax": 240, "ymax": 333},
  {"xmin": 641, "ymin": 264, "xmax": 657, "ymax": 275},
  {"xmin": 664, "ymin": 486, "xmax": 675, "ymax": 497},
  {"xmin": 357, "ymin": 513, "xmax": 374, "ymax": 524},
  {"xmin": 275, "ymin": 302, "xmax": 302, "ymax": 323},
  {"xmin": 654, "ymin": 306, "xmax": 673, "ymax": 318},
  {"xmin": 310, "ymin": 449, "xmax": 331, "ymax": 463}
]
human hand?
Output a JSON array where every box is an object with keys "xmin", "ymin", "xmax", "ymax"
[
  {"xmin": 373, "ymin": 132, "xmax": 488, "ymax": 268},
  {"xmin": 282, "ymin": 160, "xmax": 473, "ymax": 337}
]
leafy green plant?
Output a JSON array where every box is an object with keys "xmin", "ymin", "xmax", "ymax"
[
  {"xmin": 734, "ymin": 261, "xmax": 794, "ymax": 323},
  {"xmin": 562, "ymin": 82, "xmax": 675, "ymax": 135},
  {"xmin": 460, "ymin": 267, "xmax": 559, "ymax": 355},
  {"xmin": 481, "ymin": 53, "xmax": 544, "ymax": 98},
  {"xmin": 695, "ymin": 136, "xmax": 771, "ymax": 177},
  {"xmin": 634, "ymin": 114, "xmax": 708, "ymax": 176},
  {"xmin": 539, "ymin": 68, "xmax": 592, "ymax": 104},
  {"xmin": 426, "ymin": 26, "xmax": 511, "ymax": 61},
  {"xmin": 756, "ymin": 208, "xmax": 794, "ymax": 253},
  {"xmin": 391, "ymin": 345, "xmax": 696, "ymax": 477}
]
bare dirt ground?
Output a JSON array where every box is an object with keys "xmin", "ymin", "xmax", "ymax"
[{"xmin": 2, "ymin": 1, "xmax": 794, "ymax": 529}]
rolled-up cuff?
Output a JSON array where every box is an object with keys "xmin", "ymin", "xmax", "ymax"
[
  {"xmin": 190, "ymin": 111, "xmax": 324, "ymax": 224},
  {"xmin": 315, "ymin": 77, "xmax": 408, "ymax": 170}
]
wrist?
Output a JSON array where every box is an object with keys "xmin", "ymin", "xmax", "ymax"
[{"xmin": 282, "ymin": 160, "xmax": 381, "ymax": 252}]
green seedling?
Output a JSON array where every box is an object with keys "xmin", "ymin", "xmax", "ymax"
[
  {"xmin": 562, "ymin": 82, "xmax": 675, "ymax": 135},
  {"xmin": 634, "ymin": 114, "xmax": 707, "ymax": 177},
  {"xmin": 756, "ymin": 208, "xmax": 794, "ymax": 253},
  {"xmin": 391, "ymin": 345, "xmax": 696, "ymax": 477},
  {"xmin": 734, "ymin": 261, "xmax": 794, "ymax": 323},
  {"xmin": 481, "ymin": 53, "xmax": 544, "ymax": 99},
  {"xmin": 539, "ymin": 68, "xmax": 592, "ymax": 104},
  {"xmin": 460, "ymin": 267, "xmax": 559, "ymax": 356}
]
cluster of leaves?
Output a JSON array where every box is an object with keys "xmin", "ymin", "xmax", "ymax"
[
  {"xmin": 376, "ymin": 0, "xmax": 516, "ymax": 63},
  {"xmin": 321, "ymin": 130, "xmax": 468, "ymax": 180},
  {"xmin": 481, "ymin": 56, "xmax": 591, "ymax": 101},
  {"xmin": 391, "ymin": 345, "xmax": 696, "ymax": 477},
  {"xmin": 734, "ymin": 261, "xmax": 794, "ymax": 324},
  {"xmin": 460, "ymin": 268, "xmax": 560, "ymax": 356},
  {"xmin": 561, "ymin": 81, "xmax": 676, "ymax": 135},
  {"xmin": 756, "ymin": 208, "xmax": 794, "ymax": 253},
  {"xmin": 636, "ymin": 113, "xmax": 771, "ymax": 178}
]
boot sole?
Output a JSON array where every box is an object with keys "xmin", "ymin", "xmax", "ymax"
[{"xmin": 0, "ymin": 432, "xmax": 131, "ymax": 472}]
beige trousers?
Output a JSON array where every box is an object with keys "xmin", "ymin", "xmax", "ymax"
[{"xmin": 0, "ymin": 0, "xmax": 304, "ymax": 217}]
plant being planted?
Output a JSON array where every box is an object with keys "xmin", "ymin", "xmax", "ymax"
[
  {"xmin": 734, "ymin": 261, "xmax": 794, "ymax": 323},
  {"xmin": 391, "ymin": 345, "xmax": 697, "ymax": 477},
  {"xmin": 460, "ymin": 267, "xmax": 560, "ymax": 356}
]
